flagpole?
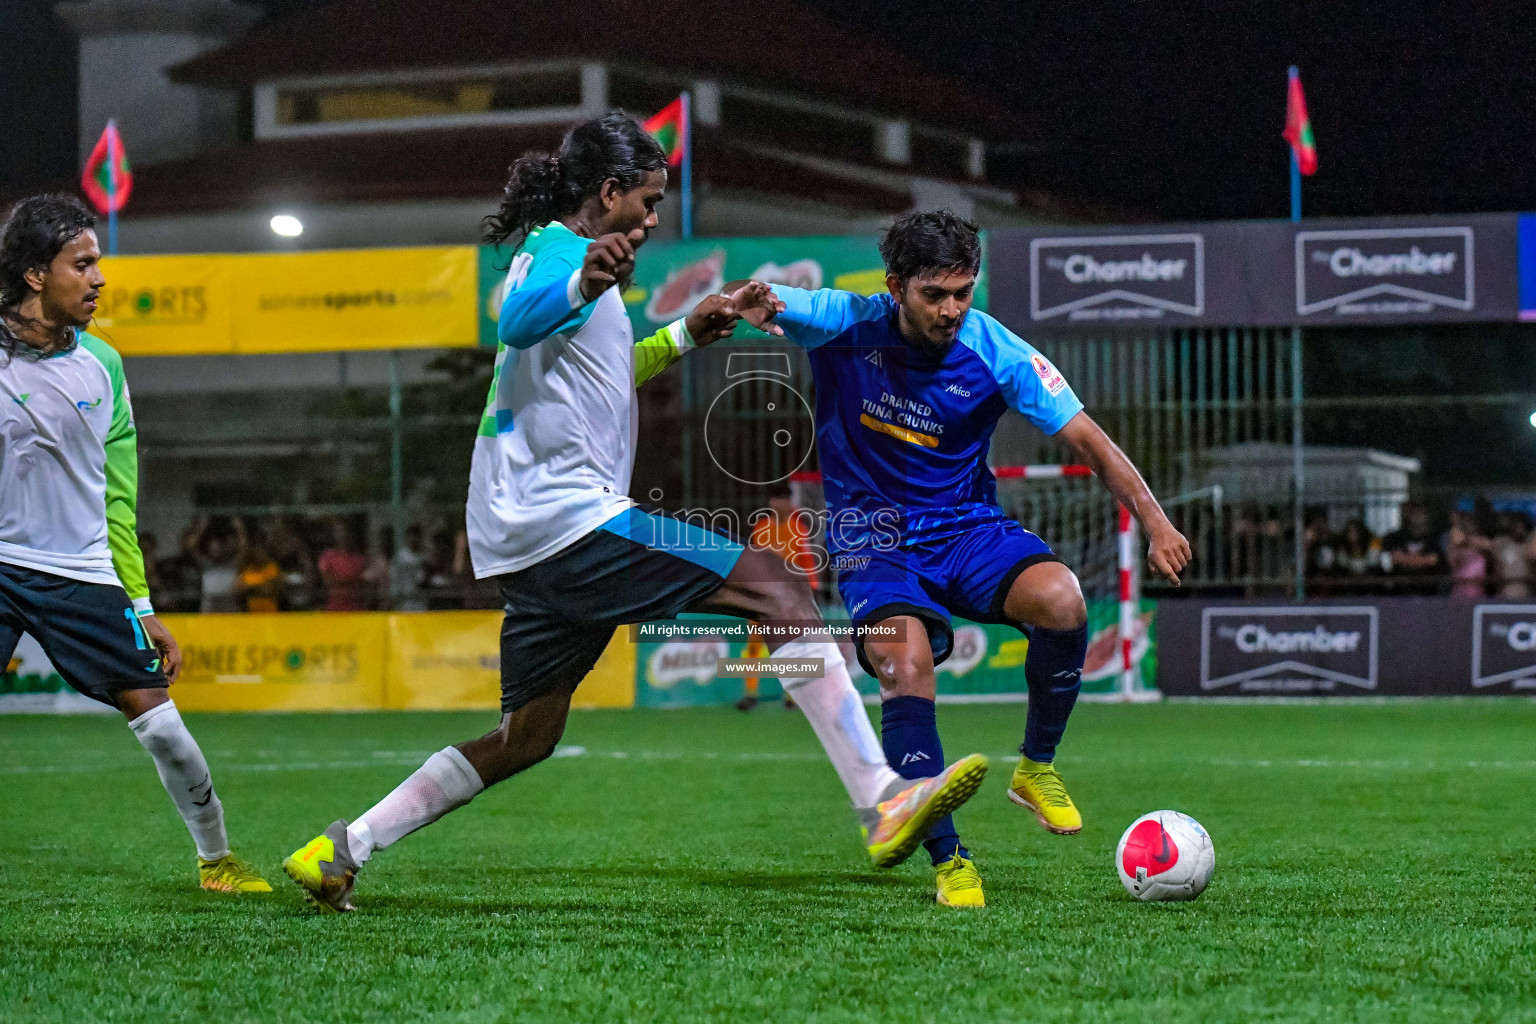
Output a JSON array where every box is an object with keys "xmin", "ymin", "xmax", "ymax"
[
  {"xmin": 106, "ymin": 120, "xmax": 118, "ymax": 256},
  {"xmin": 680, "ymin": 91, "xmax": 693, "ymax": 240},
  {"xmin": 1288, "ymin": 68, "xmax": 1305, "ymax": 601}
]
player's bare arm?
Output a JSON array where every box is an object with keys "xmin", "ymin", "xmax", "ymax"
[{"xmin": 1054, "ymin": 412, "xmax": 1192, "ymax": 585}]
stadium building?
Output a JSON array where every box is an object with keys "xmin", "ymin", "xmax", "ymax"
[
  {"xmin": 58, "ymin": 0, "xmax": 1095, "ymax": 254},
  {"xmin": 46, "ymin": 0, "xmax": 1102, "ymax": 553}
]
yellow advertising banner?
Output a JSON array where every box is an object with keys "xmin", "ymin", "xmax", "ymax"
[
  {"xmin": 160, "ymin": 611, "xmax": 635, "ymax": 713},
  {"xmin": 386, "ymin": 612, "xmax": 636, "ymax": 710},
  {"xmin": 161, "ymin": 612, "xmax": 390, "ymax": 712},
  {"xmin": 231, "ymin": 246, "xmax": 479, "ymax": 353},
  {"xmin": 385, "ymin": 611, "xmax": 501, "ymax": 710},
  {"xmin": 94, "ymin": 254, "xmax": 236, "ymax": 356},
  {"xmin": 93, "ymin": 246, "xmax": 479, "ymax": 356}
]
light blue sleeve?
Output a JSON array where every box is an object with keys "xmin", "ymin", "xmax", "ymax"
[
  {"xmin": 497, "ymin": 247, "xmax": 599, "ymax": 350},
  {"xmin": 959, "ymin": 311, "xmax": 1084, "ymax": 436},
  {"xmin": 768, "ymin": 286, "xmax": 890, "ymax": 350}
]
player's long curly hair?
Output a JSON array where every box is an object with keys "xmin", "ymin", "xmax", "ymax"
[
  {"xmin": 0, "ymin": 194, "xmax": 96, "ymax": 362},
  {"xmin": 482, "ymin": 110, "xmax": 667, "ymax": 252}
]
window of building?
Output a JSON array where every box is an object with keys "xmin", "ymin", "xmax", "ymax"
[{"xmin": 274, "ymin": 69, "xmax": 584, "ymax": 126}]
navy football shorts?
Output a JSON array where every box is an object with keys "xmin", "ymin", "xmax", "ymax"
[
  {"xmin": 0, "ymin": 560, "xmax": 167, "ymax": 707},
  {"xmin": 835, "ymin": 517, "xmax": 1062, "ymax": 676},
  {"xmin": 493, "ymin": 507, "xmax": 744, "ymax": 714}
]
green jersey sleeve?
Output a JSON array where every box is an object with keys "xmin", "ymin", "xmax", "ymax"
[
  {"xmin": 634, "ymin": 318, "xmax": 694, "ymax": 387},
  {"xmin": 80, "ymin": 334, "xmax": 152, "ymax": 611}
]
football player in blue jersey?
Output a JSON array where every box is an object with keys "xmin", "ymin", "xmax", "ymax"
[{"xmin": 728, "ymin": 211, "xmax": 1190, "ymax": 906}]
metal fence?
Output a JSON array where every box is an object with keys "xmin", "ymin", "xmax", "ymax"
[{"xmin": 129, "ymin": 321, "xmax": 1536, "ymax": 609}]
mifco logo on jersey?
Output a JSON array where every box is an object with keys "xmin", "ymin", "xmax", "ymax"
[
  {"xmin": 1295, "ymin": 227, "xmax": 1474, "ymax": 316},
  {"xmin": 1030, "ymin": 234, "xmax": 1204, "ymax": 322},
  {"xmin": 1471, "ymin": 605, "xmax": 1536, "ymax": 689},
  {"xmin": 1200, "ymin": 607, "xmax": 1378, "ymax": 692}
]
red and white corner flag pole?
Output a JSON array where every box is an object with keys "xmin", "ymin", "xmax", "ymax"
[{"xmin": 1117, "ymin": 505, "xmax": 1138, "ymax": 699}]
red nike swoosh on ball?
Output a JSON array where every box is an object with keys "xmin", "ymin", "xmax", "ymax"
[{"xmin": 1121, "ymin": 818, "xmax": 1180, "ymax": 878}]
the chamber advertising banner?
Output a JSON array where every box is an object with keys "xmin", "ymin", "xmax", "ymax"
[
  {"xmin": 991, "ymin": 214, "xmax": 1520, "ymax": 331},
  {"xmin": 1158, "ymin": 598, "xmax": 1536, "ymax": 696}
]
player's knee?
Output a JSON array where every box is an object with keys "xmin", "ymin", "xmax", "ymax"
[
  {"xmin": 1036, "ymin": 570, "xmax": 1087, "ymax": 630},
  {"xmin": 866, "ymin": 642, "xmax": 930, "ymax": 691}
]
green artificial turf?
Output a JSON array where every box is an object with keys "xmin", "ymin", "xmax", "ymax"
[{"xmin": 1, "ymin": 701, "xmax": 1534, "ymax": 1023}]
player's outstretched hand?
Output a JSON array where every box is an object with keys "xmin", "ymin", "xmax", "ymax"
[
  {"xmin": 142, "ymin": 614, "xmax": 183, "ymax": 683},
  {"xmin": 685, "ymin": 294, "xmax": 742, "ymax": 347},
  {"xmin": 1147, "ymin": 524, "xmax": 1193, "ymax": 586},
  {"xmin": 579, "ymin": 229, "xmax": 646, "ymax": 302},
  {"xmin": 724, "ymin": 280, "xmax": 786, "ymax": 336}
]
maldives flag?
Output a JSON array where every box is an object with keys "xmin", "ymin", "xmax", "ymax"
[
  {"xmin": 81, "ymin": 120, "xmax": 133, "ymax": 214},
  {"xmin": 644, "ymin": 96, "xmax": 687, "ymax": 167},
  {"xmin": 1283, "ymin": 68, "xmax": 1317, "ymax": 176}
]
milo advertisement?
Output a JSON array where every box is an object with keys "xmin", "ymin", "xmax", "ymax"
[
  {"xmin": 479, "ymin": 235, "xmax": 990, "ymax": 347},
  {"xmin": 635, "ymin": 599, "xmax": 1156, "ymax": 707}
]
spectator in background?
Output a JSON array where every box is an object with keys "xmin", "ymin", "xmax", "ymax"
[
  {"xmin": 364, "ymin": 526, "xmax": 393, "ymax": 610},
  {"xmin": 424, "ymin": 529, "xmax": 462, "ymax": 609},
  {"xmin": 1304, "ymin": 510, "xmax": 1336, "ymax": 576},
  {"xmin": 390, "ymin": 524, "xmax": 428, "ymax": 611},
  {"xmin": 236, "ymin": 522, "xmax": 283, "ymax": 613},
  {"xmin": 155, "ymin": 521, "xmax": 205, "ymax": 613},
  {"xmin": 195, "ymin": 520, "xmax": 241, "ymax": 613},
  {"xmin": 271, "ymin": 518, "xmax": 317, "ymax": 611},
  {"xmin": 1381, "ymin": 502, "xmax": 1445, "ymax": 595},
  {"xmin": 317, "ymin": 517, "xmax": 368, "ymax": 612},
  {"xmin": 1445, "ymin": 509, "xmax": 1491, "ymax": 599},
  {"xmin": 1490, "ymin": 510, "xmax": 1532, "ymax": 598},
  {"xmin": 1317, "ymin": 519, "xmax": 1387, "ymax": 585}
]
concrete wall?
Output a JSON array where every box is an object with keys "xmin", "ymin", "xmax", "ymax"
[{"xmin": 77, "ymin": 32, "xmax": 242, "ymax": 167}]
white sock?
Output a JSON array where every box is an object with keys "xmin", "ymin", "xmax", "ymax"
[
  {"xmin": 128, "ymin": 701, "xmax": 229, "ymax": 861},
  {"xmin": 775, "ymin": 638, "xmax": 905, "ymax": 821},
  {"xmin": 347, "ymin": 746, "xmax": 484, "ymax": 864}
]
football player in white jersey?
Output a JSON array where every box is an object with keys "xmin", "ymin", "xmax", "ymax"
[
  {"xmin": 0, "ymin": 194, "xmax": 269, "ymax": 893},
  {"xmin": 283, "ymin": 113, "xmax": 988, "ymax": 912}
]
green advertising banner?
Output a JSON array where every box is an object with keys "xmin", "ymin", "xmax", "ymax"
[
  {"xmin": 634, "ymin": 599, "xmax": 1155, "ymax": 708},
  {"xmin": 478, "ymin": 234, "xmax": 990, "ymax": 347}
]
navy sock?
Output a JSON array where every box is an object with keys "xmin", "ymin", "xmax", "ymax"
[
  {"xmin": 1021, "ymin": 623, "xmax": 1088, "ymax": 762},
  {"xmin": 881, "ymin": 695, "xmax": 966, "ymax": 865}
]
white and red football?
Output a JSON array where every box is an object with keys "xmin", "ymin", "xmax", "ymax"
[{"xmin": 1115, "ymin": 810, "xmax": 1215, "ymax": 902}]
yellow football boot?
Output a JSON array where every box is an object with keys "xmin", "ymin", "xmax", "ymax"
[
  {"xmin": 1007, "ymin": 757, "xmax": 1082, "ymax": 834},
  {"xmin": 934, "ymin": 853, "xmax": 985, "ymax": 907},
  {"xmin": 864, "ymin": 754, "xmax": 989, "ymax": 869},
  {"xmin": 282, "ymin": 820, "xmax": 359, "ymax": 913},
  {"xmin": 198, "ymin": 854, "xmax": 272, "ymax": 893}
]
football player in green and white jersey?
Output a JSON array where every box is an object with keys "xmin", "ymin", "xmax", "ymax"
[{"xmin": 0, "ymin": 194, "xmax": 269, "ymax": 893}]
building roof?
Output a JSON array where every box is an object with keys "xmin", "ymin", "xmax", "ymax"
[
  {"xmin": 70, "ymin": 123, "xmax": 914, "ymax": 217},
  {"xmin": 168, "ymin": 0, "xmax": 1032, "ymax": 140}
]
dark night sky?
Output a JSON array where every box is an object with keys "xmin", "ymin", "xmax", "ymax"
[{"xmin": 4, "ymin": 0, "xmax": 1534, "ymax": 221}]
